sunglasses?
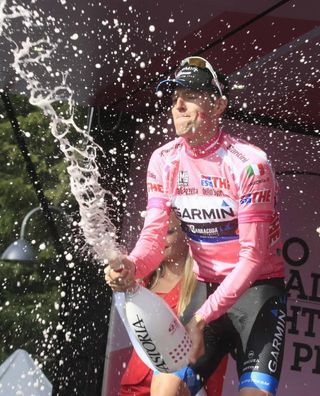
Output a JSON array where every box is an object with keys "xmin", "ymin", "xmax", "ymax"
[{"xmin": 178, "ymin": 56, "xmax": 223, "ymax": 97}]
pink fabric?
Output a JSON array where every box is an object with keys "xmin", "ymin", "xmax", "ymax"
[
  {"xmin": 129, "ymin": 130, "xmax": 284, "ymax": 321},
  {"xmin": 130, "ymin": 207, "xmax": 169, "ymax": 279},
  {"xmin": 196, "ymin": 221, "xmax": 272, "ymax": 322}
]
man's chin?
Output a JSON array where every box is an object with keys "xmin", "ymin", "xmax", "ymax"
[{"xmin": 175, "ymin": 127, "xmax": 194, "ymax": 138}]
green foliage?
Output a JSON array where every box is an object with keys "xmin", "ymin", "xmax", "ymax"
[
  {"xmin": 0, "ymin": 260, "xmax": 59, "ymax": 364},
  {"xmin": 0, "ymin": 93, "xmax": 79, "ymax": 377},
  {"xmin": 0, "ymin": 95, "xmax": 76, "ymax": 251}
]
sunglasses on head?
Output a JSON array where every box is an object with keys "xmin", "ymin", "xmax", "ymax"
[{"xmin": 178, "ymin": 56, "xmax": 223, "ymax": 97}]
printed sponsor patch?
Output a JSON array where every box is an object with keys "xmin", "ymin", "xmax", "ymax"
[
  {"xmin": 226, "ymin": 144, "xmax": 248, "ymax": 162},
  {"xmin": 269, "ymin": 213, "xmax": 281, "ymax": 246},
  {"xmin": 202, "ymin": 188, "xmax": 224, "ymax": 197},
  {"xmin": 200, "ymin": 175, "xmax": 230, "ymax": 189},
  {"xmin": 240, "ymin": 189, "xmax": 271, "ymax": 205},
  {"xmin": 248, "ymin": 177, "xmax": 269, "ymax": 187},
  {"xmin": 246, "ymin": 163, "xmax": 265, "ymax": 177},
  {"xmin": 177, "ymin": 171, "xmax": 189, "ymax": 187},
  {"xmin": 147, "ymin": 182, "xmax": 163, "ymax": 193},
  {"xmin": 176, "ymin": 187, "xmax": 198, "ymax": 195}
]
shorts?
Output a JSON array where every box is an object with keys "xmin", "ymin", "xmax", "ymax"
[{"xmin": 190, "ymin": 278, "xmax": 287, "ymax": 395}]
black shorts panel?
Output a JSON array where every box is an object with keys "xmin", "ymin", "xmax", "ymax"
[{"xmin": 187, "ymin": 278, "xmax": 287, "ymax": 394}]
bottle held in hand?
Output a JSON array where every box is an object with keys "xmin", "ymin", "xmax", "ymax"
[{"xmin": 124, "ymin": 283, "xmax": 192, "ymax": 373}]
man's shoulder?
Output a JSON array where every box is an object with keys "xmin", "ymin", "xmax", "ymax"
[{"xmin": 223, "ymin": 133, "xmax": 268, "ymax": 165}]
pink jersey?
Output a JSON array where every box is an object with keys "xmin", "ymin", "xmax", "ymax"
[{"xmin": 129, "ymin": 130, "xmax": 284, "ymax": 322}]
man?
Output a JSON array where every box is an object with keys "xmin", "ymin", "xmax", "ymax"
[{"xmin": 106, "ymin": 56, "xmax": 286, "ymax": 396}]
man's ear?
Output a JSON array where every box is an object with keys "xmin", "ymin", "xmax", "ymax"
[{"xmin": 214, "ymin": 96, "xmax": 228, "ymax": 115}]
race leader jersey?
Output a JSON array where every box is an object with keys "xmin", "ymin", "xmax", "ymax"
[{"xmin": 129, "ymin": 130, "xmax": 284, "ymax": 322}]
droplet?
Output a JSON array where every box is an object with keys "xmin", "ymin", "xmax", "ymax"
[{"xmin": 65, "ymin": 253, "xmax": 73, "ymax": 261}]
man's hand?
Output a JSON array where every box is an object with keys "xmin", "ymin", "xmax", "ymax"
[
  {"xmin": 104, "ymin": 256, "xmax": 136, "ymax": 292},
  {"xmin": 185, "ymin": 314, "xmax": 206, "ymax": 364}
]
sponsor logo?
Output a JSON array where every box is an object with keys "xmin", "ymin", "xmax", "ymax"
[
  {"xmin": 176, "ymin": 66, "xmax": 196, "ymax": 77},
  {"xmin": 176, "ymin": 202, "xmax": 235, "ymax": 221},
  {"xmin": 160, "ymin": 143, "xmax": 182, "ymax": 157},
  {"xmin": 240, "ymin": 189, "xmax": 271, "ymax": 205},
  {"xmin": 243, "ymin": 349, "xmax": 260, "ymax": 372},
  {"xmin": 226, "ymin": 144, "xmax": 248, "ymax": 162},
  {"xmin": 147, "ymin": 182, "xmax": 163, "ymax": 193},
  {"xmin": 184, "ymin": 219, "xmax": 238, "ymax": 237},
  {"xmin": 188, "ymin": 224, "xmax": 220, "ymax": 236},
  {"xmin": 202, "ymin": 188, "xmax": 224, "ymax": 197},
  {"xmin": 177, "ymin": 171, "xmax": 189, "ymax": 187},
  {"xmin": 248, "ymin": 177, "xmax": 269, "ymax": 187},
  {"xmin": 200, "ymin": 175, "xmax": 230, "ymax": 189},
  {"xmin": 176, "ymin": 187, "xmax": 198, "ymax": 195},
  {"xmin": 246, "ymin": 163, "xmax": 265, "ymax": 177},
  {"xmin": 131, "ymin": 315, "xmax": 169, "ymax": 372},
  {"xmin": 269, "ymin": 213, "xmax": 281, "ymax": 246},
  {"xmin": 268, "ymin": 309, "xmax": 286, "ymax": 373}
]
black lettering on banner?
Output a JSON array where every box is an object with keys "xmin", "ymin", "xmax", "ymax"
[
  {"xmin": 313, "ymin": 345, "xmax": 320, "ymax": 374},
  {"xmin": 286, "ymin": 270, "xmax": 320, "ymax": 302},
  {"xmin": 283, "ymin": 235, "xmax": 320, "ymax": 377},
  {"xmin": 283, "ymin": 237, "xmax": 309, "ymax": 266},
  {"xmin": 291, "ymin": 342, "xmax": 313, "ymax": 371},
  {"xmin": 291, "ymin": 342, "xmax": 320, "ymax": 373},
  {"xmin": 286, "ymin": 304, "xmax": 320, "ymax": 338},
  {"xmin": 286, "ymin": 269, "xmax": 308, "ymax": 300},
  {"xmin": 310, "ymin": 273, "xmax": 320, "ymax": 302},
  {"xmin": 286, "ymin": 305, "xmax": 300, "ymax": 335},
  {"xmin": 302, "ymin": 307, "xmax": 320, "ymax": 338}
]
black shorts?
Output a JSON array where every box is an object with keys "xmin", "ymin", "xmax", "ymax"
[{"xmin": 180, "ymin": 278, "xmax": 287, "ymax": 395}]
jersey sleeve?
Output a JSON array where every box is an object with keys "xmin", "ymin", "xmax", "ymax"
[
  {"xmin": 238, "ymin": 157, "xmax": 276, "ymax": 224},
  {"xmin": 129, "ymin": 149, "xmax": 171, "ymax": 279}
]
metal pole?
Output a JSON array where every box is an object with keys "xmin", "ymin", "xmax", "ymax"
[
  {"xmin": 1, "ymin": 90, "xmax": 70, "ymax": 395},
  {"xmin": 20, "ymin": 206, "xmax": 69, "ymax": 239},
  {"xmin": 0, "ymin": 90, "xmax": 66, "ymax": 260}
]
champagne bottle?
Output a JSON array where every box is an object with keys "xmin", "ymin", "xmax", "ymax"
[{"xmin": 124, "ymin": 283, "xmax": 192, "ymax": 373}]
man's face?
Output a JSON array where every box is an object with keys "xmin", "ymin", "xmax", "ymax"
[{"xmin": 171, "ymin": 87, "xmax": 215, "ymax": 139}]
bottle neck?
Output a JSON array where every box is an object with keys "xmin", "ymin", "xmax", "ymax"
[{"xmin": 125, "ymin": 282, "xmax": 140, "ymax": 296}]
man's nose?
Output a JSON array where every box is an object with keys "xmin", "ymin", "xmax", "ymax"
[{"xmin": 175, "ymin": 97, "xmax": 186, "ymax": 110}]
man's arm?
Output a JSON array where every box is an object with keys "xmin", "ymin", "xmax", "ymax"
[
  {"xmin": 195, "ymin": 220, "xmax": 270, "ymax": 323},
  {"xmin": 129, "ymin": 206, "xmax": 170, "ymax": 278},
  {"xmin": 107, "ymin": 148, "xmax": 171, "ymax": 284}
]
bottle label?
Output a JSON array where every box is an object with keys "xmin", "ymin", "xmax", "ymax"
[{"xmin": 130, "ymin": 314, "xmax": 169, "ymax": 372}]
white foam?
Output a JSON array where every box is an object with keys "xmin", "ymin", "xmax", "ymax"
[{"xmin": 1, "ymin": 0, "xmax": 121, "ymax": 263}]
